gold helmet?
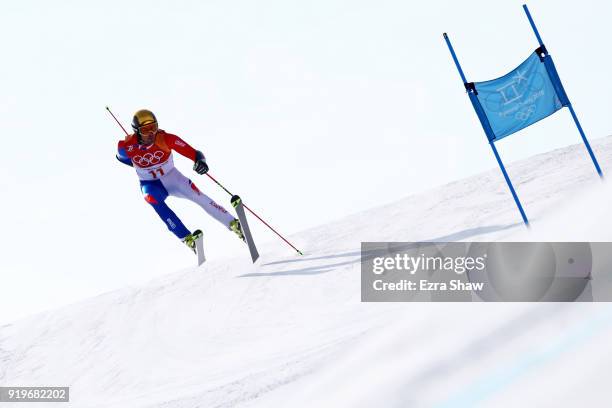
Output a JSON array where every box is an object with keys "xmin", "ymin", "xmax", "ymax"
[{"xmin": 131, "ymin": 109, "xmax": 158, "ymax": 143}]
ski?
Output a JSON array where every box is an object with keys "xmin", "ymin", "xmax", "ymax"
[
  {"xmin": 231, "ymin": 195, "xmax": 260, "ymax": 263},
  {"xmin": 196, "ymin": 233, "xmax": 206, "ymax": 266}
]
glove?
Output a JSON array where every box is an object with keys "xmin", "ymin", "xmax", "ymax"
[{"xmin": 193, "ymin": 150, "xmax": 209, "ymax": 175}]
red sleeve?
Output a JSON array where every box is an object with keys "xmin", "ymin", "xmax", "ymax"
[{"xmin": 164, "ymin": 133, "xmax": 197, "ymax": 160}]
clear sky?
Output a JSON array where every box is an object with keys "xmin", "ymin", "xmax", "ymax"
[{"xmin": 1, "ymin": 0, "xmax": 610, "ymax": 323}]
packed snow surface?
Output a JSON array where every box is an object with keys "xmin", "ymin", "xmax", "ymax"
[{"xmin": 2, "ymin": 137, "xmax": 612, "ymax": 407}]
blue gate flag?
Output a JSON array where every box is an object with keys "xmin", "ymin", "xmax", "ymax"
[
  {"xmin": 472, "ymin": 51, "xmax": 569, "ymax": 141},
  {"xmin": 443, "ymin": 4, "xmax": 603, "ymax": 228}
]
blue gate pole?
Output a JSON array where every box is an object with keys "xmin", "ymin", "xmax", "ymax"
[
  {"xmin": 490, "ymin": 142, "xmax": 530, "ymax": 227},
  {"xmin": 443, "ymin": 33, "xmax": 530, "ymax": 227},
  {"xmin": 523, "ymin": 4, "xmax": 544, "ymax": 47},
  {"xmin": 568, "ymin": 105, "xmax": 603, "ymax": 177},
  {"xmin": 443, "ymin": 33, "xmax": 468, "ymax": 84},
  {"xmin": 524, "ymin": 4, "xmax": 603, "ymax": 178}
]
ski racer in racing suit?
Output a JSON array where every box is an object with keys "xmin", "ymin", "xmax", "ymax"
[{"xmin": 116, "ymin": 109, "xmax": 244, "ymax": 252}]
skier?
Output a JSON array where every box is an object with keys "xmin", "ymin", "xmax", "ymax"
[{"xmin": 116, "ymin": 109, "xmax": 244, "ymax": 253}]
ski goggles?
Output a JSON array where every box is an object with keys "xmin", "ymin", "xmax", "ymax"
[{"xmin": 138, "ymin": 122, "xmax": 158, "ymax": 136}]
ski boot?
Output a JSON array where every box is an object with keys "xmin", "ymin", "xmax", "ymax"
[
  {"xmin": 182, "ymin": 229, "xmax": 203, "ymax": 254},
  {"xmin": 229, "ymin": 219, "xmax": 245, "ymax": 242}
]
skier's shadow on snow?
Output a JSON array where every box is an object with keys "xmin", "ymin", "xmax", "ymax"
[{"xmin": 238, "ymin": 224, "xmax": 520, "ymax": 277}]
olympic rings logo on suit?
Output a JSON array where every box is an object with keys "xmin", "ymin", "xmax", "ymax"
[{"xmin": 132, "ymin": 151, "xmax": 166, "ymax": 167}]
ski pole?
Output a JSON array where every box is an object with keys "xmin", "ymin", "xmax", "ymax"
[
  {"xmin": 205, "ymin": 173, "xmax": 303, "ymax": 256},
  {"xmin": 105, "ymin": 106, "xmax": 130, "ymax": 135},
  {"xmin": 105, "ymin": 106, "xmax": 304, "ymax": 256}
]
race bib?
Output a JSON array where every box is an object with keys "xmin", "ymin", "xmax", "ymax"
[{"xmin": 135, "ymin": 155, "xmax": 175, "ymax": 180}]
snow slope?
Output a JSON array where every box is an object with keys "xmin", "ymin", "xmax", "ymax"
[{"xmin": 2, "ymin": 136, "xmax": 612, "ymax": 407}]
